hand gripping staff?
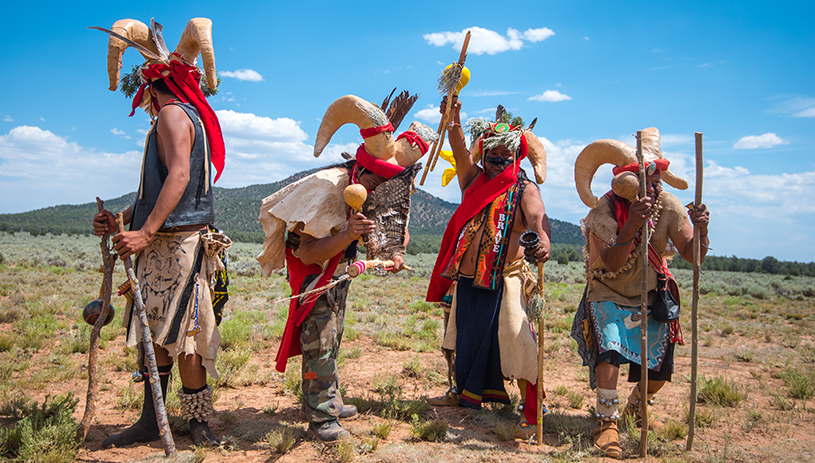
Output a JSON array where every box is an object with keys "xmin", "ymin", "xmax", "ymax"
[
  {"xmin": 686, "ymin": 133, "xmax": 703, "ymax": 451},
  {"xmin": 519, "ymin": 230, "xmax": 545, "ymax": 445},
  {"xmin": 636, "ymin": 132, "xmax": 650, "ymax": 458},
  {"xmin": 76, "ymin": 198, "xmax": 117, "ymax": 442},
  {"xmin": 116, "ymin": 213, "xmax": 177, "ymax": 457},
  {"xmin": 420, "ymin": 30, "xmax": 472, "ymax": 186}
]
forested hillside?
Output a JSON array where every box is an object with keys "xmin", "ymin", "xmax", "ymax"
[{"xmin": 0, "ymin": 169, "xmax": 584, "ymax": 251}]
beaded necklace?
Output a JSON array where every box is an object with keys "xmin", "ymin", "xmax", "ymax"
[{"xmin": 585, "ymin": 195, "xmax": 663, "ymax": 281}]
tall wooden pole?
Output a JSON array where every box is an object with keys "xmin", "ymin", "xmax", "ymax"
[
  {"xmin": 77, "ymin": 198, "xmax": 116, "ymax": 442},
  {"xmin": 687, "ymin": 132, "xmax": 704, "ymax": 451},
  {"xmin": 536, "ymin": 263, "xmax": 545, "ymax": 446},
  {"xmin": 636, "ymin": 131, "xmax": 649, "ymax": 458},
  {"xmin": 116, "ymin": 214, "xmax": 177, "ymax": 458},
  {"xmin": 420, "ymin": 31, "xmax": 471, "ymax": 186}
]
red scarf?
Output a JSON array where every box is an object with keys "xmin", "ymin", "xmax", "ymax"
[
  {"xmin": 131, "ymin": 59, "xmax": 226, "ymax": 183},
  {"xmin": 426, "ymin": 137, "xmax": 528, "ymax": 302},
  {"xmin": 273, "ymin": 248, "xmax": 342, "ymax": 372}
]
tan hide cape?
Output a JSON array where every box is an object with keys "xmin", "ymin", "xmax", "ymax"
[
  {"xmin": 442, "ymin": 258, "xmax": 538, "ymax": 384},
  {"xmin": 256, "ymin": 168, "xmax": 349, "ymax": 276}
]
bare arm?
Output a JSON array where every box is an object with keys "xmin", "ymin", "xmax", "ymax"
[
  {"xmin": 593, "ymin": 196, "xmax": 653, "ymax": 273},
  {"xmin": 112, "ymin": 105, "xmax": 193, "ymax": 258},
  {"xmin": 520, "ymin": 184, "xmax": 551, "ymax": 263},
  {"xmin": 672, "ymin": 203, "xmax": 710, "ymax": 263},
  {"xmin": 440, "ymin": 97, "xmax": 481, "ymax": 192},
  {"xmin": 298, "ymin": 212, "xmax": 375, "ymax": 265}
]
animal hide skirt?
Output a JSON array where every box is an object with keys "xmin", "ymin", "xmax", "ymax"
[{"xmin": 123, "ymin": 231, "xmax": 221, "ymax": 379}]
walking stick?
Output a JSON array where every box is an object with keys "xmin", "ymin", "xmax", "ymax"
[
  {"xmin": 636, "ymin": 131, "xmax": 649, "ymax": 458},
  {"xmin": 116, "ymin": 214, "xmax": 178, "ymax": 458},
  {"xmin": 536, "ymin": 262, "xmax": 544, "ymax": 445},
  {"xmin": 76, "ymin": 198, "xmax": 117, "ymax": 442},
  {"xmin": 687, "ymin": 132, "xmax": 703, "ymax": 451},
  {"xmin": 519, "ymin": 230, "xmax": 545, "ymax": 445},
  {"xmin": 420, "ymin": 30, "xmax": 471, "ymax": 186}
]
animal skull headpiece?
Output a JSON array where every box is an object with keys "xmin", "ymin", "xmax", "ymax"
[
  {"xmin": 91, "ymin": 18, "xmax": 226, "ymax": 182},
  {"xmin": 465, "ymin": 118, "xmax": 548, "ymax": 184},
  {"xmin": 313, "ymin": 91, "xmax": 438, "ymax": 179},
  {"xmin": 573, "ymin": 127, "xmax": 688, "ymax": 208}
]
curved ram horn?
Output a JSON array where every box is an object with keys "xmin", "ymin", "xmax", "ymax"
[
  {"xmin": 524, "ymin": 131, "xmax": 547, "ymax": 184},
  {"xmin": 90, "ymin": 19, "xmax": 160, "ymax": 91},
  {"xmin": 641, "ymin": 127, "xmax": 689, "ymax": 191},
  {"xmin": 174, "ymin": 18, "xmax": 217, "ymax": 90},
  {"xmin": 314, "ymin": 95, "xmax": 396, "ymax": 161},
  {"xmin": 574, "ymin": 139, "xmax": 636, "ymax": 208}
]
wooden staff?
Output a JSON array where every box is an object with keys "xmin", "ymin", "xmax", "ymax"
[
  {"xmin": 636, "ymin": 131, "xmax": 649, "ymax": 458},
  {"xmin": 420, "ymin": 30, "xmax": 471, "ymax": 186},
  {"xmin": 536, "ymin": 262, "xmax": 545, "ymax": 446},
  {"xmin": 687, "ymin": 132, "xmax": 703, "ymax": 451},
  {"xmin": 76, "ymin": 198, "xmax": 117, "ymax": 442},
  {"xmin": 116, "ymin": 213, "xmax": 177, "ymax": 458}
]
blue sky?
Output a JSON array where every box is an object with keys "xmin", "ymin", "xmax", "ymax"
[{"xmin": 1, "ymin": 1, "xmax": 813, "ymax": 262}]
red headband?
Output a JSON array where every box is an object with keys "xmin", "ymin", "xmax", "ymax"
[
  {"xmin": 359, "ymin": 123, "xmax": 394, "ymax": 139},
  {"xmin": 396, "ymin": 131, "xmax": 429, "ymax": 155},
  {"xmin": 612, "ymin": 158, "xmax": 670, "ymax": 176},
  {"xmin": 130, "ymin": 59, "xmax": 226, "ymax": 183},
  {"xmin": 355, "ymin": 145, "xmax": 404, "ymax": 179}
]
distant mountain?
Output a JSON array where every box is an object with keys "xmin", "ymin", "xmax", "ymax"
[{"xmin": 0, "ymin": 169, "xmax": 584, "ymax": 249}]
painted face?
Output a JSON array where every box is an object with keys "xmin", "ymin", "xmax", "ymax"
[{"xmin": 483, "ymin": 145, "xmax": 514, "ymax": 178}]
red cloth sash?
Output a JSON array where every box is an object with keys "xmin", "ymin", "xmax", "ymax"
[
  {"xmin": 359, "ymin": 122, "xmax": 393, "ymax": 139},
  {"xmin": 426, "ymin": 139, "xmax": 527, "ymax": 302},
  {"xmin": 612, "ymin": 158, "xmax": 669, "ymax": 176},
  {"xmin": 397, "ymin": 131, "xmax": 429, "ymax": 155},
  {"xmin": 131, "ymin": 59, "xmax": 226, "ymax": 183},
  {"xmin": 355, "ymin": 145, "xmax": 404, "ymax": 179},
  {"xmin": 273, "ymin": 248, "xmax": 343, "ymax": 372}
]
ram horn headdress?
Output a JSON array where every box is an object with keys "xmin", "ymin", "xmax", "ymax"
[
  {"xmin": 90, "ymin": 17, "xmax": 225, "ymax": 182},
  {"xmin": 313, "ymin": 92, "xmax": 437, "ymax": 177},
  {"xmin": 574, "ymin": 127, "xmax": 688, "ymax": 208}
]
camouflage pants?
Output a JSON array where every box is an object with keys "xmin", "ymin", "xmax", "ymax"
[{"xmin": 300, "ymin": 276, "xmax": 351, "ymax": 423}]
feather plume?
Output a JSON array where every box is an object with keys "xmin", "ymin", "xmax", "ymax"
[
  {"xmin": 380, "ymin": 88, "xmax": 397, "ymax": 113},
  {"xmin": 385, "ymin": 90, "xmax": 419, "ymax": 132},
  {"xmin": 88, "ymin": 26, "xmax": 162, "ymax": 61},
  {"xmin": 437, "ymin": 64, "xmax": 462, "ymax": 95},
  {"xmin": 149, "ymin": 18, "xmax": 171, "ymax": 61},
  {"xmin": 528, "ymin": 117, "xmax": 537, "ymax": 131},
  {"xmin": 495, "ymin": 105, "xmax": 506, "ymax": 123}
]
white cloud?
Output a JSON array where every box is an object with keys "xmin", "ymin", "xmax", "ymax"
[
  {"xmin": 529, "ymin": 90, "xmax": 572, "ymax": 103},
  {"xmin": 794, "ymin": 107, "xmax": 815, "ymax": 118},
  {"xmin": 0, "ymin": 126, "xmax": 141, "ymax": 213},
  {"xmin": 111, "ymin": 128, "xmax": 126, "ymax": 136},
  {"xmin": 523, "ymin": 28, "xmax": 555, "ymax": 42},
  {"xmin": 469, "ymin": 90, "xmax": 522, "ymax": 97},
  {"xmin": 733, "ymin": 133, "xmax": 786, "ymax": 149},
  {"xmin": 2, "ymin": 115, "xmax": 12, "ymax": 122},
  {"xmin": 212, "ymin": 109, "xmax": 321, "ymax": 186},
  {"xmin": 413, "ymin": 105, "xmax": 467, "ymax": 125},
  {"xmin": 424, "ymin": 26, "xmax": 554, "ymax": 55},
  {"xmin": 219, "ymin": 69, "xmax": 264, "ymax": 82}
]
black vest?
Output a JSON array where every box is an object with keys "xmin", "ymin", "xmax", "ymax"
[{"xmin": 130, "ymin": 102, "xmax": 216, "ymax": 231}]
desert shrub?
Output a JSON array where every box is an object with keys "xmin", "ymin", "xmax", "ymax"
[
  {"xmin": 698, "ymin": 376, "xmax": 746, "ymax": 407},
  {"xmin": 779, "ymin": 368, "xmax": 815, "ymax": 400},
  {"xmin": 0, "ymin": 393, "xmax": 80, "ymax": 462},
  {"xmin": 265, "ymin": 424, "xmax": 306, "ymax": 454},
  {"xmin": 370, "ymin": 420, "xmax": 393, "ymax": 439},
  {"xmin": 410, "ymin": 415, "xmax": 448, "ymax": 442}
]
